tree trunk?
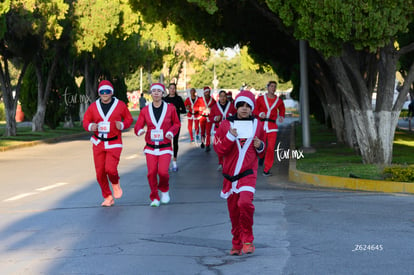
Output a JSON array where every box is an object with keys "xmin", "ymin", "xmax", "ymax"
[
  {"xmin": 32, "ymin": 104, "xmax": 46, "ymax": 132},
  {"xmin": 324, "ymin": 42, "xmax": 409, "ymax": 165},
  {"xmin": 4, "ymin": 105, "xmax": 17, "ymax": 136},
  {"xmin": 0, "ymin": 58, "xmax": 29, "ymax": 136},
  {"xmin": 32, "ymin": 49, "xmax": 60, "ymax": 132}
]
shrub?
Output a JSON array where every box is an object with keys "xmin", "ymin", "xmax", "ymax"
[
  {"xmin": 0, "ymin": 102, "xmax": 5, "ymax": 121},
  {"xmin": 383, "ymin": 165, "xmax": 414, "ymax": 182}
]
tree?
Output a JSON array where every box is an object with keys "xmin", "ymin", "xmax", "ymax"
[
  {"xmin": 268, "ymin": 0, "xmax": 414, "ymax": 165},
  {"xmin": 130, "ymin": 0, "xmax": 414, "ymax": 165},
  {"xmin": 0, "ymin": 1, "xmax": 33, "ymax": 136}
]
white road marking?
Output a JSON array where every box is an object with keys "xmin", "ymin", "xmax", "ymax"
[
  {"xmin": 36, "ymin": 182, "xmax": 69, "ymax": 191},
  {"xmin": 3, "ymin": 182, "xmax": 70, "ymax": 202},
  {"xmin": 125, "ymin": 154, "xmax": 139, "ymax": 160},
  {"xmin": 3, "ymin": 192, "xmax": 38, "ymax": 202}
]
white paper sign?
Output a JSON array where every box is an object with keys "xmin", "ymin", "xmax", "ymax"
[{"xmin": 233, "ymin": 120, "xmax": 253, "ymax": 139}]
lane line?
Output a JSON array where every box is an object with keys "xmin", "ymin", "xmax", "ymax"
[
  {"xmin": 3, "ymin": 182, "xmax": 70, "ymax": 202},
  {"xmin": 3, "ymin": 192, "xmax": 38, "ymax": 202},
  {"xmin": 36, "ymin": 182, "xmax": 69, "ymax": 191}
]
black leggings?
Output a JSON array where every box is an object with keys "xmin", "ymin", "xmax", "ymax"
[{"xmin": 173, "ymin": 127, "xmax": 180, "ymax": 159}]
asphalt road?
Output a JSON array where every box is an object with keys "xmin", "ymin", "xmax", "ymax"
[{"xmin": 0, "ymin": 118, "xmax": 413, "ymax": 275}]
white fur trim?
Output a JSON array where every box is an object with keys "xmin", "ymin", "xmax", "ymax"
[
  {"xmin": 137, "ymin": 129, "xmax": 145, "ymax": 136},
  {"xmin": 235, "ymin": 186, "xmax": 255, "ymax": 194},
  {"xmin": 235, "ymin": 96, "xmax": 254, "ymax": 111},
  {"xmin": 150, "ymin": 84, "xmax": 165, "ymax": 92},
  {"xmin": 98, "ymin": 84, "xmax": 114, "ymax": 93},
  {"xmin": 226, "ymin": 131, "xmax": 236, "ymax": 141},
  {"xmin": 165, "ymin": 131, "xmax": 174, "ymax": 140},
  {"xmin": 144, "ymin": 149, "xmax": 173, "ymax": 156}
]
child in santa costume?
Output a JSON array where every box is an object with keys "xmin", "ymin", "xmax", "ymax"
[
  {"xmin": 197, "ymin": 86, "xmax": 216, "ymax": 152},
  {"xmin": 134, "ymin": 83, "xmax": 180, "ymax": 207},
  {"xmin": 83, "ymin": 80, "xmax": 133, "ymax": 207},
  {"xmin": 213, "ymin": 90, "xmax": 265, "ymax": 256},
  {"xmin": 209, "ymin": 90, "xmax": 236, "ymax": 170},
  {"xmin": 184, "ymin": 88, "xmax": 200, "ymax": 143},
  {"xmin": 253, "ymin": 81, "xmax": 285, "ymax": 176}
]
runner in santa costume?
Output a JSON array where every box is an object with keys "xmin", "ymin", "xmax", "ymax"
[
  {"xmin": 134, "ymin": 83, "xmax": 180, "ymax": 207},
  {"xmin": 197, "ymin": 86, "xmax": 216, "ymax": 152},
  {"xmin": 83, "ymin": 80, "xmax": 133, "ymax": 207},
  {"xmin": 253, "ymin": 81, "xmax": 285, "ymax": 176},
  {"xmin": 209, "ymin": 90, "xmax": 236, "ymax": 170},
  {"xmin": 213, "ymin": 90, "xmax": 265, "ymax": 256},
  {"xmin": 184, "ymin": 88, "xmax": 200, "ymax": 143}
]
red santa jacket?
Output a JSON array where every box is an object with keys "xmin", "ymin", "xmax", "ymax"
[
  {"xmin": 209, "ymin": 101, "xmax": 237, "ymax": 130},
  {"xmin": 184, "ymin": 96, "xmax": 200, "ymax": 120},
  {"xmin": 254, "ymin": 94, "xmax": 286, "ymax": 133},
  {"xmin": 83, "ymin": 98, "xmax": 133, "ymax": 149},
  {"xmin": 134, "ymin": 102, "xmax": 180, "ymax": 156},
  {"xmin": 213, "ymin": 116, "xmax": 265, "ymax": 199},
  {"xmin": 196, "ymin": 95, "xmax": 216, "ymax": 122}
]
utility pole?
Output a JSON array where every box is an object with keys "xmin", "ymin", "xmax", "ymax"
[{"xmin": 299, "ymin": 40, "xmax": 315, "ymax": 152}]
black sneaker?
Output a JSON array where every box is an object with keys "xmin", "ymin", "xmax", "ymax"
[
  {"xmin": 262, "ymin": 170, "xmax": 272, "ymax": 177},
  {"xmin": 205, "ymin": 146, "xmax": 211, "ymax": 152},
  {"xmin": 200, "ymin": 143, "xmax": 205, "ymax": 149}
]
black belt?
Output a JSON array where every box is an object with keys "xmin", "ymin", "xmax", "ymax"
[
  {"xmin": 260, "ymin": 118, "xmax": 276, "ymax": 123},
  {"xmin": 146, "ymin": 143, "xmax": 171, "ymax": 149},
  {"xmin": 223, "ymin": 169, "xmax": 254, "ymax": 182},
  {"xmin": 94, "ymin": 134, "xmax": 118, "ymax": 141},
  {"xmin": 201, "ymin": 114, "xmax": 209, "ymax": 117}
]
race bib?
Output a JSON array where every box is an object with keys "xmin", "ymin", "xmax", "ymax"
[
  {"xmin": 151, "ymin": 129, "xmax": 164, "ymax": 141},
  {"xmin": 98, "ymin": 122, "xmax": 110, "ymax": 133}
]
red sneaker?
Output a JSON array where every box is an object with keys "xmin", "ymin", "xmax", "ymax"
[
  {"xmin": 242, "ymin": 243, "xmax": 255, "ymax": 254},
  {"xmin": 229, "ymin": 248, "xmax": 242, "ymax": 256}
]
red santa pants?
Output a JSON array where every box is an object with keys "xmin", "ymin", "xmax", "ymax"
[
  {"xmin": 145, "ymin": 153, "xmax": 171, "ymax": 201},
  {"xmin": 264, "ymin": 131, "xmax": 277, "ymax": 172},
  {"xmin": 187, "ymin": 118, "xmax": 200, "ymax": 141},
  {"xmin": 227, "ymin": 191, "xmax": 255, "ymax": 249},
  {"xmin": 199, "ymin": 116, "xmax": 212, "ymax": 147},
  {"xmin": 92, "ymin": 143, "xmax": 122, "ymax": 199}
]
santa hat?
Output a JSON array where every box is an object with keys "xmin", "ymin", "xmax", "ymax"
[
  {"xmin": 203, "ymin": 86, "xmax": 211, "ymax": 93},
  {"xmin": 234, "ymin": 90, "xmax": 255, "ymax": 111},
  {"xmin": 98, "ymin": 80, "xmax": 114, "ymax": 94},
  {"xmin": 150, "ymin": 83, "xmax": 165, "ymax": 93}
]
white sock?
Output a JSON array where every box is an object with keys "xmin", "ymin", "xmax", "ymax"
[{"xmin": 173, "ymin": 161, "xmax": 177, "ymax": 168}]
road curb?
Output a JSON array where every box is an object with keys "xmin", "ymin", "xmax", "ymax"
[{"xmin": 288, "ymin": 122, "xmax": 414, "ymax": 195}]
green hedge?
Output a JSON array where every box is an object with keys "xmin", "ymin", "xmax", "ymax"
[
  {"xmin": 0, "ymin": 103, "xmax": 5, "ymax": 121},
  {"xmin": 383, "ymin": 165, "xmax": 414, "ymax": 182}
]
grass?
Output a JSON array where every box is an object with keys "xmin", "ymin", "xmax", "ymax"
[
  {"xmin": 0, "ymin": 110, "xmax": 141, "ymax": 149},
  {"xmin": 0, "ymin": 121, "xmax": 85, "ymax": 148},
  {"xmin": 294, "ymin": 118, "xmax": 414, "ymax": 180}
]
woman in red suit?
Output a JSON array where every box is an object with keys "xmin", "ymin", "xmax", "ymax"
[
  {"xmin": 83, "ymin": 80, "xmax": 133, "ymax": 207},
  {"xmin": 134, "ymin": 83, "xmax": 180, "ymax": 207},
  {"xmin": 184, "ymin": 88, "xmax": 200, "ymax": 143},
  {"xmin": 209, "ymin": 90, "xmax": 236, "ymax": 170}
]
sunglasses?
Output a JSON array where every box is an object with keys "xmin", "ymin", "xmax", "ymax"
[{"xmin": 99, "ymin": 89, "xmax": 112, "ymax": 95}]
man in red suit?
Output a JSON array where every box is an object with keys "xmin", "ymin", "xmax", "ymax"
[
  {"xmin": 135, "ymin": 83, "xmax": 181, "ymax": 207},
  {"xmin": 213, "ymin": 90, "xmax": 265, "ymax": 256},
  {"xmin": 83, "ymin": 80, "xmax": 133, "ymax": 207},
  {"xmin": 184, "ymin": 88, "xmax": 200, "ymax": 143},
  {"xmin": 197, "ymin": 86, "xmax": 216, "ymax": 152},
  {"xmin": 254, "ymin": 81, "xmax": 285, "ymax": 176}
]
